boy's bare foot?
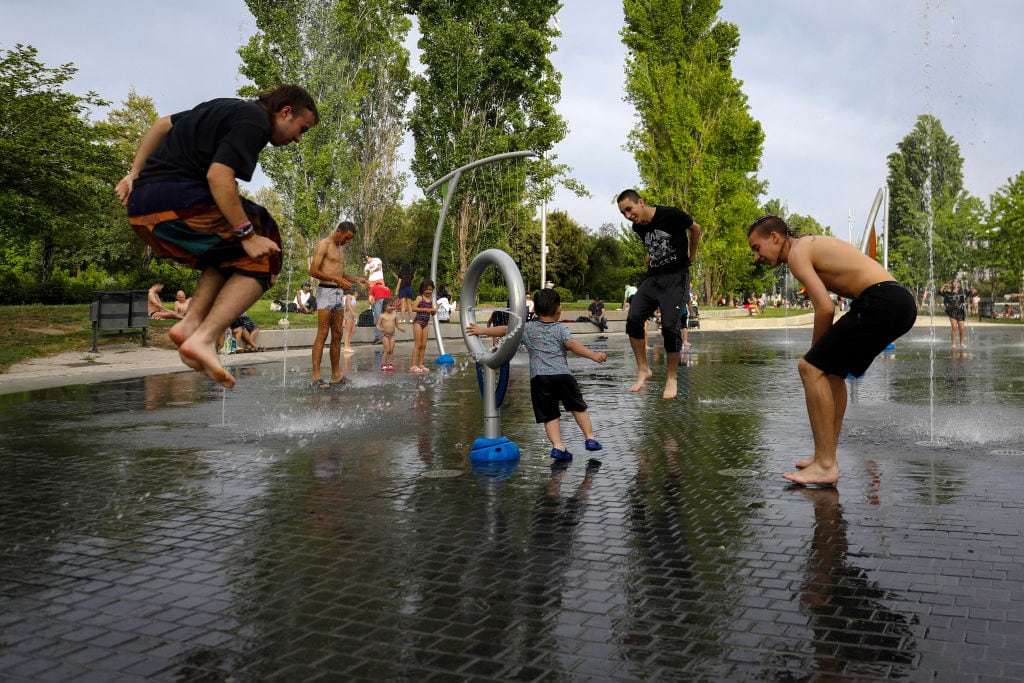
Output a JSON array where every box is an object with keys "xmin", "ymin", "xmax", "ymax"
[
  {"xmin": 782, "ymin": 462, "xmax": 838, "ymax": 486},
  {"xmin": 330, "ymin": 374, "xmax": 344, "ymax": 383},
  {"xmin": 662, "ymin": 377, "xmax": 677, "ymax": 400},
  {"xmin": 179, "ymin": 338, "xmax": 235, "ymax": 388},
  {"xmin": 794, "ymin": 456, "xmax": 814, "ymax": 469},
  {"xmin": 630, "ymin": 368, "xmax": 653, "ymax": 392}
]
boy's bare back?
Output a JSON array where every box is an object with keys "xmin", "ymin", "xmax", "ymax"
[{"xmin": 788, "ymin": 235, "xmax": 894, "ymax": 300}]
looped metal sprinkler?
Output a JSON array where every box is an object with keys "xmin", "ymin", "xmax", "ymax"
[{"xmin": 460, "ymin": 249, "xmax": 526, "ymax": 463}]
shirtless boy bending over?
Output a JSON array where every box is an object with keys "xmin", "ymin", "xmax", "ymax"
[{"xmin": 747, "ymin": 216, "xmax": 917, "ymax": 486}]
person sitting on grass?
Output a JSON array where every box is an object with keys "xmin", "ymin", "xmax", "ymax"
[
  {"xmin": 467, "ymin": 288, "xmax": 607, "ymax": 463},
  {"xmin": 147, "ymin": 283, "xmax": 183, "ymax": 320},
  {"xmin": 231, "ymin": 312, "xmax": 262, "ymax": 352},
  {"xmin": 173, "ymin": 290, "xmax": 191, "ymax": 317}
]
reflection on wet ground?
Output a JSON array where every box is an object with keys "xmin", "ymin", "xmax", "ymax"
[{"xmin": 1, "ymin": 326, "xmax": 1023, "ymax": 681}]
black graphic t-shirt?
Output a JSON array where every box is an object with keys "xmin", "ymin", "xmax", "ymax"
[
  {"xmin": 135, "ymin": 98, "xmax": 271, "ymax": 186},
  {"xmin": 631, "ymin": 205, "xmax": 694, "ymax": 276}
]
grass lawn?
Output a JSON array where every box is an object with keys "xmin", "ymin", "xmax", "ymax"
[{"xmin": 0, "ymin": 297, "xmax": 321, "ymax": 373}]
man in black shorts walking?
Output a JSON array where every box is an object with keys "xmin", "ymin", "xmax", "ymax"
[{"xmin": 747, "ymin": 216, "xmax": 917, "ymax": 486}]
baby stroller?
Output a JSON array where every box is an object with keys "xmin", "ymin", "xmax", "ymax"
[
  {"xmin": 436, "ymin": 297, "xmax": 452, "ymax": 322},
  {"xmin": 686, "ymin": 302, "xmax": 700, "ymax": 329}
]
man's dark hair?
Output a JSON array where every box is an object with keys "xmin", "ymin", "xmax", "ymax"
[
  {"xmin": 747, "ymin": 214, "xmax": 792, "ymax": 238},
  {"xmin": 257, "ymin": 84, "xmax": 319, "ymax": 124},
  {"xmin": 335, "ymin": 220, "xmax": 356, "ymax": 235},
  {"xmin": 533, "ymin": 288, "xmax": 560, "ymax": 316},
  {"xmin": 616, "ymin": 188, "xmax": 642, "ymax": 204}
]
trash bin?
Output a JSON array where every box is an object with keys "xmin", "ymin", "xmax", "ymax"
[{"xmin": 90, "ymin": 290, "xmax": 149, "ymax": 352}]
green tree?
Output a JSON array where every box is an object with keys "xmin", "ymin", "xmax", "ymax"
[
  {"xmin": 407, "ymin": 0, "xmax": 568, "ymax": 282},
  {"xmin": 988, "ymin": 171, "xmax": 1024, "ymax": 299},
  {"xmin": 0, "ymin": 44, "xmax": 120, "ymax": 281},
  {"xmin": 507, "ymin": 214, "xmax": 542, "ymax": 293},
  {"xmin": 544, "ymin": 210, "xmax": 588, "ymax": 298},
  {"xmin": 886, "ymin": 114, "xmax": 973, "ymax": 295},
  {"xmin": 584, "ymin": 223, "xmax": 627, "ymax": 302},
  {"xmin": 240, "ymin": 0, "xmax": 412, "ymax": 255},
  {"xmin": 92, "ymin": 89, "xmax": 160, "ymax": 273},
  {"xmin": 376, "ymin": 198, "xmax": 437, "ymax": 286},
  {"xmin": 621, "ymin": 0, "xmax": 765, "ymax": 306}
]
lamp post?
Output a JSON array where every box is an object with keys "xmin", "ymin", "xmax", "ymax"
[{"xmin": 539, "ymin": 151, "xmax": 547, "ymax": 291}]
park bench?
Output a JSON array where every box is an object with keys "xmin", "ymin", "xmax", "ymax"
[{"xmin": 90, "ymin": 290, "xmax": 149, "ymax": 352}]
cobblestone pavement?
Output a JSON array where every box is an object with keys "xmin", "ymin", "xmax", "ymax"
[{"xmin": 1, "ymin": 325, "xmax": 1023, "ymax": 681}]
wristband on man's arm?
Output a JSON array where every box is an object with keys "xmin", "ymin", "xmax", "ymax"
[{"xmin": 233, "ymin": 220, "xmax": 255, "ymax": 241}]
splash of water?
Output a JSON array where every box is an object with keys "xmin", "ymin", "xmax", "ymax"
[{"xmin": 280, "ymin": 219, "xmax": 297, "ymax": 386}]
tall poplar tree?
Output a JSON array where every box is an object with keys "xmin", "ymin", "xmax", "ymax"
[
  {"xmin": 407, "ymin": 0, "xmax": 568, "ymax": 282},
  {"xmin": 621, "ymin": 0, "xmax": 764, "ymax": 305},
  {"xmin": 886, "ymin": 114, "xmax": 976, "ymax": 295},
  {"xmin": 239, "ymin": 0, "xmax": 411, "ymax": 255}
]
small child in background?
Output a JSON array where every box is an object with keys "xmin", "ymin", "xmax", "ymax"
[
  {"xmin": 411, "ymin": 280, "xmax": 437, "ymax": 372},
  {"xmin": 375, "ymin": 299, "xmax": 404, "ymax": 371},
  {"xmin": 467, "ymin": 288, "xmax": 607, "ymax": 462},
  {"xmin": 486, "ymin": 309, "xmax": 510, "ymax": 349}
]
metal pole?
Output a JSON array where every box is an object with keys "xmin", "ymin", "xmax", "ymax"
[
  {"xmin": 883, "ymin": 186, "xmax": 890, "ymax": 271},
  {"xmin": 540, "ymin": 196, "xmax": 547, "ymax": 289},
  {"xmin": 540, "ymin": 151, "xmax": 547, "ymax": 290}
]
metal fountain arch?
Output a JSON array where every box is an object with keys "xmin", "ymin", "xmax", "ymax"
[
  {"xmin": 424, "ymin": 150, "xmax": 537, "ymax": 363},
  {"xmin": 424, "ymin": 151, "xmax": 536, "ymax": 461}
]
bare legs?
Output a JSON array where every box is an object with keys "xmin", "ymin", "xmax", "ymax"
[
  {"xmin": 343, "ymin": 314, "xmax": 356, "ymax": 353},
  {"xmin": 629, "ymin": 336, "xmax": 680, "ymax": 399},
  {"xmin": 169, "ymin": 269, "xmax": 263, "ymax": 388},
  {"xmin": 662, "ymin": 351, "xmax": 680, "ymax": 400},
  {"xmin": 311, "ymin": 309, "xmax": 345, "ymax": 384},
  {"xmin": 411, "ymin": 324, "xmax": 429, "ymax": 371},
  {"xmin": 544, "ymin": 411, "xmax": 596, "ymax": 453},
  {"xmin": 949, "ymin": 318, "xmax": 966, "ymax": 347},
  {"xmin": 629, "ymin": 335, "xmax": 654, "ymax": 392},
  {"xmin": 785, "ymin": 360, "xmax": 845, "ymax": 485}
]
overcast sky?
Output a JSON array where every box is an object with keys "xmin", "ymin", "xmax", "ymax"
[{"xmin": 3, "ymin": 0, "xmax": 1021, "ymax": 244}]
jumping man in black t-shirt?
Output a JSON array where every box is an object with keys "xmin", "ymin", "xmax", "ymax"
[
  {"xmin": 617, "ymin": 189, "xmax": 702, "ymax": 400},
  {"xmin": 116, "ymin": 85, "xmax": 318, "ymax": 388}
]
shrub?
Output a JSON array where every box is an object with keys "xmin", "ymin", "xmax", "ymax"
[{"xmin": 553, "ymin": 286, "xmax": 575, "ymax": 305}]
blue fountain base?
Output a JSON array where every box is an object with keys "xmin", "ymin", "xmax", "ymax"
[
  {"xmin": 470, "ymin": 436, "xmax": 520, "ymax": 462},
  {"xmin": 436, "ymin": 353, "xmax": 455, "ymax": 365}
]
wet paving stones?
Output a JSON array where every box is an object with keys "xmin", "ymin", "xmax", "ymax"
[{"xmin": 1, "ymin": 326, "xmax": 1023, "ymax": 681}]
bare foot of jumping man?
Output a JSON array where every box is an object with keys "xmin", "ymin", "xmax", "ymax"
[
  {"xmin": 179, "ymin": 338, "xmax": 235, "ymax": 388},
  {"xmin": 782, "ymin": 462, "xmax": 839, "ymax": 486},
  {"xmin": 794, "ymin": 456, "xmax": 814, "ymax": 469},
  {"xmin": 168, "ymin": 319, "xmax": 198, "ymax": 348},
  {"xmin": 662, "ymin": 376, "xmax": 677, "ymax": 400},
  {"xmin": 630, "ymin": 368, "xmax": 653, "ymax": 392},
  {"xmin": 169, "ymin": 320, "xmax": 207, "ymax": 373}
]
